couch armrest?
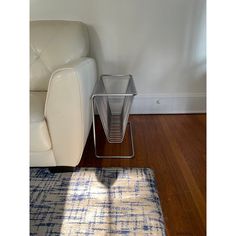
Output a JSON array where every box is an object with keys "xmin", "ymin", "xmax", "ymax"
[{"xmin": 44, "ymin": 57, "xmax": 97, "ymax": 166}]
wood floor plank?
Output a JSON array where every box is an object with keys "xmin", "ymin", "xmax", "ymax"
[
  {"xmin": 159, "ymin": 116, "xmax": 205, "ymax": 228},
  {"xmin": 79, "ymin": 114, "xmax": 206, "ymax": 235}
]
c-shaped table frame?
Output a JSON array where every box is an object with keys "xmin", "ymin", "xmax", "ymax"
[{"xmin": 91, "ymin": 95, "xmax": 135, "ymax": 159}]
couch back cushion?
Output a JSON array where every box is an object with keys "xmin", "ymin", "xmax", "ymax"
[{"xmin": 30, "ymin": 21, "xmax": 89, "ymax": 91}]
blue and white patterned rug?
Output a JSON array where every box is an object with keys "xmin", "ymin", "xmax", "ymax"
[{"xmin": 30, "ymin": 168, "xmax": 166, "ymax": 235}]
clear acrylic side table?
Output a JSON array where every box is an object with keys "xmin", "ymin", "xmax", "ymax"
[{"xmin": 92, "ymin": 74, "xmax": 137, "ymax": 158}]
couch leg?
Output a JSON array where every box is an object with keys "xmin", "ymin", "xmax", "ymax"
[{"xmin": 49, "ymin": 166, "xmax": 76, "ymax": 173}]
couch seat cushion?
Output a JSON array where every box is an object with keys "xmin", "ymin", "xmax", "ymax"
[{"xmin": 30, "ymin": 92, "xmax": 52, "ymax": 151}]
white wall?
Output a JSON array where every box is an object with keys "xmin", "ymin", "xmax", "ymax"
[{"xmin": 31, "ymin": 0, "xmax": 206, "ymax": 113}]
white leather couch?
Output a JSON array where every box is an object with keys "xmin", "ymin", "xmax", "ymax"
[{"xmin": 30, "ymin": 21, "xmax": 97, "ymax": 168}]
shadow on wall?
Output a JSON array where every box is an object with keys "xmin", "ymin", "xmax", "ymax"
[
  {"xmin": 87, "ymin": 12, "xmax": 206, "ymax": 95},
  {"xmin": 87, "ymin": 24, "xmax": 132, "ymax": 76},
  {"xmin": 87, "ymin": 25, "xmax": 104, "ymax": 76},
  {"xmin": 30, "ymin": 0, "xmax": 206, "ymax": 96}
]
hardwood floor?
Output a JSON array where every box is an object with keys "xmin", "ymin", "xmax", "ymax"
[{"xmin": 78, "ymin": 114, "xmax": 206, "ymax": 236}]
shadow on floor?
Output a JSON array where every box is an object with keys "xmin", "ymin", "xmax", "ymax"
[{"xmin": 30, "ymin": 167, "xmax": 165, "ymax": 235}]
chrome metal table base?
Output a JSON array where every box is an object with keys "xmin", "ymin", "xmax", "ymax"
[
  {"xmin": 92, "ymin": 120, "xmax": 135, "ymax": 159},
  {"xmin": 91, "ymin": 74, "xmax": 137, "ymax": 158}
]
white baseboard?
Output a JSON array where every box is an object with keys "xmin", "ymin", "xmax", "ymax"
[{"xmin": 130, "ymin": 93, "xmax": 206, "ymax": 114}]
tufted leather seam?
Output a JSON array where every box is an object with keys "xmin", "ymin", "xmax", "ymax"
[
  {"xmin": 30, "ymin": 24, "xmax": 63, "ymax": 75},
  {"xmin": 38, "ymin": 57, "xmax": 52, "ymax": 74},
  {"xmin": 30, "ymin": 46, "xmax": 39, "ymax": 65},
  {"xmin": 30, "ymin": 23, "xmax": 61, "ymax": 58},
  {"xmin": 30, "ymin": 56, "xmax": 52, "ymax": 76},
  {"xmin": 30, "ymin": 45, "xmax": 52, "ymax": 90},
  {"xmin": 30, "ymin": 22, "xmax": 89, "ymax": 90},
  {"xmin": 35, "ymin": 23, "xmax": 69, "ymax": 70},
  {"xmin": 30, "ymin": 46, "xmax": 51, "ymax": 74}
]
